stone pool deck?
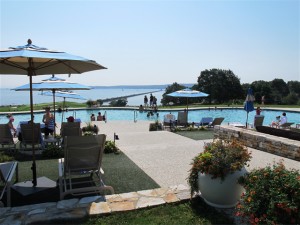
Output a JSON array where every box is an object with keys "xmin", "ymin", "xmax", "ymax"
[{"xmin": 0, "ymin": 121, "xmax": 299, "ymax": 224}]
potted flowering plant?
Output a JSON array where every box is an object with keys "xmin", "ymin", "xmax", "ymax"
[
  {"xmin": 236, "ymin": 161, "xmax": 300, "ymax": 225},
  {"xmin": 188, "ymin": 139, "xmax": 252, "ymax": 208}
]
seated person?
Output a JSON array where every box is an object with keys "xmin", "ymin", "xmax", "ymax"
[
  {"xmin": 271, "ymin": 112, "xmax": 287, "ymax": 128},
  {"xmin": 7, "ymin": 114, "xmax": 16, "ymax": 137},
  {"xmin": 91, "ymin": 113, "xmax": 96, "ymax": 121},
  {"xmin": 139, "ymin": 105, "xmax": 144, "ymax": 112},
  {"xmin": 97, "ymin": 112, "xmax": 103, "ymax": 121},
  {"xmin": 67, "ymin": 116, "xmax": 74, "ymax": 122},
  {"xmin": 42, "ymin": 107, "xmax": 55, "ymax": 137}
]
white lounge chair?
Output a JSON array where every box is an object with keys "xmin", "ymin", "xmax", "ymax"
[
  {"xmin": 58, "ymin": 135, "xmax": 114, "ymax": 200},
  {"xmin": 163, "ymin": 113, "xmax": 176, "ymax": 128}
]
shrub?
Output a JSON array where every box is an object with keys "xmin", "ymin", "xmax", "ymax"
[
  {"xmin": 0, "ymin": 152, "xmax": 14, "ymax": 162},
  {"xmin": 109, "ymin": 98, "xmax": 127, "ymax": 107},
  {"xmin": 236, "ymin": 161, "xmax": 300, "ymax": 225},
  {"xmin": 188, "ymin": 139, "xmax": 252, "ymax": 196},
  {"xmin": 104, "ymin": 140, "xmax": 119, "ymax": 154},
  {"xmin": 42, "ymin": 145, "xmax": 64, "ymax": 158}
]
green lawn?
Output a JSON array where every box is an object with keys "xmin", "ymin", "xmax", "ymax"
[{"xmin": 84, "ymin": 196, "xmax": 234, "ymax": 225}]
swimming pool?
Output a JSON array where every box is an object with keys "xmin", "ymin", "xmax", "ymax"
[{"xmin": 1, "ymin": 108, "xmax": 300, "ymax": 127}]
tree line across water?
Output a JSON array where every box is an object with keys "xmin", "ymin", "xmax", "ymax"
[{"xmin": 161, "ymin": 68, "xmax": 300, "ymax": 106}]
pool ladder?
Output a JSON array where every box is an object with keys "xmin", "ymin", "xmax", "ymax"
[
  {"xmin": 134, "ymin": 110, "xmax": 138, "ymax": 123},
  {"xmin": 104, "ymin": 111, "xmax": 107, "ymax": 123}
]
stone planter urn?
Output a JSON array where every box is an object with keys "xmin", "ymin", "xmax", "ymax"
[{"xmin": 197, "ymin": 167, "xmax": 247, "ymax": 208}]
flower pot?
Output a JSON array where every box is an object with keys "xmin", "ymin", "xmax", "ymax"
[{"xmin": 198, "ymin": 167, "xmax": 246, "ymax": 208}]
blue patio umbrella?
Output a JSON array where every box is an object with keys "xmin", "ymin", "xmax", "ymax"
[
  {"xmin": 40, "ymin": 90, "xmax": 87, "ymax": 122},
  {"xmin": 0, "ymin": 39, "xmax": 106, "ymax": 187},
  {"xmin": 244, "ymin": 88, "xmax": 255, "ymax": 128},
  {"xmin": 167, "ymin": 88, "xmax": 209, "ymax": 122},
  {"xmin": 14, "ymin": 75, "xmax": 90, "ymax": 133}
]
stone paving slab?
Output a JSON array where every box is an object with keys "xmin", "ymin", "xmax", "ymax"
[{"xmin": 0, "ymin": 185, "xmax": 190, "ymax": 224}]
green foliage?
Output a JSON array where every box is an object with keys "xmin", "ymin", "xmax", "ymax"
[
  {"xmin": 109, "ymin": 98, "xmax": 128, "ymax": 107},
  {"xmin": 149, "ymin": 121, "xmax": 163, "ymax": 131},
  {"xmin": 82, "ymin": 123, "xmax": 99, "ymax": 134},
  {"xmin": 236, "ymin": 162, "xmax": 300, "ymax": 225},
  {"xmin": 197, "ymin": 69, "xmax": 243, "ymax": 104},
  {"xmin": 0, "ymin": 152, "xmax": 14, "ymax": 163},
  {"xmin": 86, "ymin": 99, "xmax": 97, "ymax": 107},
  {"xmin": 104, "ymin": 140, "xmax": 119, "ymax": 154},
  {"xmin": 188, "ymin": 139, "xmax": 251, "ymax": 196},
  {"xmin": 96, "ymin": 99, "xmax": 103, "ymax": 106},
  {"xmin": 42, "ymin": 145, "xmax": 64, "ymax": 158},
  {"xmin": 282, "ymin": 92, "xmax": 299, "ymax": 105}
]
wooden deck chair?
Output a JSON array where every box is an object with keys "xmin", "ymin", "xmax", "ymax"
[
  {"xmin": 207, "ymin": 117, "xmax": 225, "ymax": 128},
  {"xmin": 0, "ymin": 124, "xmax": 17, "ymax": 152},
  {"xmin": 0, "ymin": 161, "xmax": 18, "ymax": 207},
  {"xmin": 177, "ymin": 111, "xmax": 187, "ymax": 126},
  {"xmin": 279, "ymin": 122, "xmax": 294, "ymax": 130},
  {"xmin": 58, "ymin": 135, "xmax": 114, "ymax": 200},
  {"xmin": 20, "ymin": 123, "xmax": 44, "ymax": 150},
  {"xmin": 254, "ymin": 115, "xmax": 264, "ymax": 128}
]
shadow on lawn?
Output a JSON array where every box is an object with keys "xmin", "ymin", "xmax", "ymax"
[{"xmin": 4, "ymin": 152, "xmax": 160, "ymax": 207}]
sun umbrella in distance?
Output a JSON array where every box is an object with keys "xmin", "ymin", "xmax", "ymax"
[
  {"xmin": 40, "ymin": 90, "xmax": 87, "ymax": 122},
  {"xmin": 0, "ymin": 39, "xmax": 106, "ymax": 187},
  {"xmin": 243, "ymin": 88, "xmax": 255, "ymax": 128}
]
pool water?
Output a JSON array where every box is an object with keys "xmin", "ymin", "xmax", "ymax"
[{"xmin": 1, "ymin": 108, "xmax": 300, "ymax": 127}]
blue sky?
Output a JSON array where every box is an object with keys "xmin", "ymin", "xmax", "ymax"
[{"xmin": 0, "ymin": 0, "xmax": 299, "ymax": 88}]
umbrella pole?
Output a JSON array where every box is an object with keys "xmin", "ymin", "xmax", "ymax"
[
  {"xmin": 29, "ymin": 70, "xmax": 37, "ymax": 187},
  {"xmin": 246, "ymin": 112, "xmax": 249, "ymax": 128},
  {"xmin": 61, "ymin": 97, "xmax": 66, "ymax": 123},
  {"xmin": 52, "ymin": 90, "xmax": 56, "ymax": 135}
]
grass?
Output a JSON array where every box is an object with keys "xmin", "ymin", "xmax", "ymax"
[
  {"xmin": 84, "ymin": 196, "xmax": 234, "ymax": 225},
  {"xmin": 1, "ymin": 102, "xmax": 299, "ymax": 113},
  {"xmin": 7, "ymin": 151, "xmax": 159, "ymax": 207}
]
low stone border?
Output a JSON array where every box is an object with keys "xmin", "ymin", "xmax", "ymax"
[
  {"xmin": 214, "ymin": 125, "xmax": 300, "ymax": 161},
  {"xmin": 0, "ymin": 184, "xmax": 190, "ymax": 224}
]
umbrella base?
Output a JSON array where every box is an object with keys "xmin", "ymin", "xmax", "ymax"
[{"xmin": 12, "ymin": 176, "xmax": 57, "ymax": 196}]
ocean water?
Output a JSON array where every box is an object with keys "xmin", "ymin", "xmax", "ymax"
[{"xmin": 0, "ymin": 88, "xmax": 165, "ymax": 106}]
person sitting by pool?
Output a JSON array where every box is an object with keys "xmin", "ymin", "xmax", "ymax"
[
  {"xmin": 7, "ymin": 114, "xmax": 16, "ymax": 137},
  {"xmin": 271, "ymin": 112, "xmax": 287, "ymax": 128},
  {"xmin": 97, "ymin": 112, "xmax": 103, "ymax": 121},
  {"xmin": 91, "ymin": 113, "xmax": 96, "ymax": 121},
  {"xmin": 256, "ymin": 107, "xmax": 262, "ymax": 115},
  {"xmin": 67, "ymin": 116, "xmax": 74, "ymax": 122},
  {"xmin": 42, "ymin": 107, "xmax": 55, "ymax": 138},
  {"xmin": 139, "ymin": 105, "xmax": 144, "ymax": 112}
]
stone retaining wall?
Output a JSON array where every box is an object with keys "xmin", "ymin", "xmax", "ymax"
[{"xmin": 214, "ymin": 126, "xmax": 300, "ymax": 161}]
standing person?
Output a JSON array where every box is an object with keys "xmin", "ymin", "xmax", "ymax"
[
  {"xmin": 7, "ymin": 114, "xmax": 16, "ymax": 137},
  {"xmin": 42, "ymin": 106, "xmax": 55, "ymax": 138},
  {"xmin": 149, "ymin": 93, "xmax": 154, "ymax": 108},
  {"xmin": 144, "ymin": 95, "xmax": 148, "ymax": 108},
  {"xmin": 153, "ymin": 96, "xmax": 157, "ymax": 108},
  {"xmin": 261, "ymin": 95, "xmax": 265, "ymax": 106}
]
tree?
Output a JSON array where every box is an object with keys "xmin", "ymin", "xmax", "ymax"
[
  {"xmin": 250, "ymin": 80, "xmax": 272, "ymax": 104},
  {"xmin": 161, "ymin": 82, "xmax": 186, "ymax": 106},
  {"xmin": 270, "ymin": 79, "xmax": 289, "ymax": 104},
  {"xmin": 287, "ymin": 81, "xmax": 300, "ymax": 97},
  {"xmin": 197, "ymin": 69, "xmax": 243, "ymax": 104}
]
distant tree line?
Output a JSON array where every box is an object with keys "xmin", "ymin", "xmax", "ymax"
[{"xmin": 161, "ymin": 68, "xmax": 300, "ymax": 106}]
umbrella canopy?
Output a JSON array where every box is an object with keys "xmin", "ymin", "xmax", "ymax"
[
  {"xmin": 40, "ymin": 90, "xmax": 87, "ymax": 122},
  {"xmin": 244, "ymin": 88, "xmax": 255, "ymax": 128},
  {"xmin": 167, "ymin": 88, "xmax": 209, "ymax": 123},
  {"xmin": 14, "ymin": 75, "xmax": 90, "ymax": 133},
  {"xmin": 0, "ymin": 39, "xmax": 106, "ymax": 187}
]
